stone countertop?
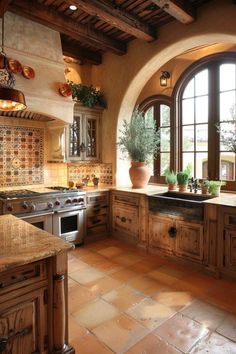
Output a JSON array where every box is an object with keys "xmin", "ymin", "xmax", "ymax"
[
  {"xmin": 0, "ymin": 215, "xmax": 73, "ymax": 273},
  {"xmin": 203, "ymin": 192, "xmax": 236, "ymax": 207}
]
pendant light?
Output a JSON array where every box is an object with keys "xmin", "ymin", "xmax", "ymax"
[{"xmin": 0, "ymin": 15, "xmax": 26, "ymax": 111}]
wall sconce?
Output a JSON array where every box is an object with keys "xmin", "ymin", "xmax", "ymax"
[{"xmin": 160, "ymin": 71, "xmax": 170, "ymax": 87}]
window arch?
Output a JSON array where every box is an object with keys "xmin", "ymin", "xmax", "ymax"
[
  {"xmin": 139, "ymin": 95, "xmax": 173, "ymax": 183},
  {"xmin": 175, "ymin": 52, "xmax": 236, "ymax": 190}
]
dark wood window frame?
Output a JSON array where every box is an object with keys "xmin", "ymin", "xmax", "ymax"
[{"xmin": 139, "ymin": 95, "xmax": 174, "ymax": 184}]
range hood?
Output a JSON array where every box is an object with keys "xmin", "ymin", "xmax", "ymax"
[{"xmin": 0, "ymin": 12, "xmax": 74, "ymax": 124}]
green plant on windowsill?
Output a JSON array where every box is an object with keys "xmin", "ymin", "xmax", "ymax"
[
  {"xmin": 207, "ymin": 180, "xmax": 226, "ymax": 196},
  {"xmin": 164, "ymin": 170, "xmax": 177, "ymax": 190},
  {"xmin": 68, "ymin": 82, "xmax": 107, "ymax": 108},
  {"xmin": 177, "ymin": 171, "xmax": 190, "ymax": 192}
]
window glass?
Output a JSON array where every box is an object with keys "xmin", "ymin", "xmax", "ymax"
[
  {"xmin": 160, "ymin": 104, "xmax": 170, "ymax": 126},
  {"xmin": 196, "ymin": 96, "xmax": 208, "ymax": 123},
  {"xmin": 220, "ymin": 64, "xmax": 235, "ymax": 91},
  {"xmin": 182, "ymin": 98, "xmax": 194, "ymax": 124},
  {"xmin": 196, "ymin": 124, "xmax": 208, "ymax": 151},
  {"xmin": 195, "ymin": 69, "xmax": 208, "ymax": 96},
  {"xmin": 183, "ymin": 78, "xmax": 194, "ymax": 98}
]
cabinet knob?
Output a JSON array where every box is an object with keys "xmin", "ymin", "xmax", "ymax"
[
  {"xmin": 121, "ymin": 217, "xmax": 126, "ymax": 223},
  {"xmin": 168, "ymin": 226, "xmax": 177, "ymax": 238},
  {"xmin": 0, "ymin": 337, "xmax": 8, "ymax": 352}
]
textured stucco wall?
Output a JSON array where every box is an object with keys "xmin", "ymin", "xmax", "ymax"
[{"xmin": 98, "ymin": 0, "xmax": 236, "ymax": 186}]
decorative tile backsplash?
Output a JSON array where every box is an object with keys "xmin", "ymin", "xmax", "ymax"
[
  {"xmin": 68, "ymin": 163, "xmax": 113, "ymax": 185},
  {"xmin": 0, "ymin": 125, "xmax": 44, "ymax": 186}
]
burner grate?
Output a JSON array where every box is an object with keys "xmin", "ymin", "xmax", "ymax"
[{"xmin": 0, "ymin": 190, "xmax": 39, "ymax": 199}]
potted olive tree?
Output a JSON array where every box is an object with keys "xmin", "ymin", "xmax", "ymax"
[{"xmin": 118, "ymin": 108, "xmax": 160, "ymax": 188}]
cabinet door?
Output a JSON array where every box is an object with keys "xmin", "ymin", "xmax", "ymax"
[
  {"xmin": 224, "ymin": 230, "xmax": 236, "ymax": 271},
  {"xmin": 112, "ymin": 204, "xmax": 139, "ymax": 239},
  {"xmin": 175, "ymin": 220, "xmax": 204, "ymax": 263},
  {"xmin": 148, "ymin": 214, "xmax": 175, "ymax": 254},
  {"xmin": 67, "ymin": 113, "xmax": 83, "ymax": 161},
  {"xmin": 84, "ymin": 113, "xmax": 99, "ymax": 161},
  {"xmin": 0, "ymin": 288, "xmax": 47, "ymax": 354}
]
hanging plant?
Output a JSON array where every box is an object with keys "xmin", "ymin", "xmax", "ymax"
[{"xmin": 68, "ymin": 81, "xmax": 107, "ymax": 108}]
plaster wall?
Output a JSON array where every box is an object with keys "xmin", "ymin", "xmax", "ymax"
[{"xmin": 98, "ymin": 0, "xmax": 236, "ymax": 186}]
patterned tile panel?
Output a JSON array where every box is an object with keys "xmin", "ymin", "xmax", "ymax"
[
  {"xmin": 0, "ymin": 125, "xmax": 44, "ymax": 186},
  {"xmin": 68, "ymin": 163, "xmax": 113, "ymax": 185}
]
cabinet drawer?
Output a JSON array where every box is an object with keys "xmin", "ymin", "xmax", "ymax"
[
  {"xmin": 86, "ymin": 204, "xmax": 108, "ymax": 217},
  {"xmin": 112, "ymin": 205, "xmax": 139, "ymax": 237},
  {"xmin": 87, "ymin": 192, "xmax": 108, "ymax": 205},
  {"xmin": 0, "ymin": 261, "xmax": 47, "ymax": 293},
  {"xmin": 87, "ymin": 224, "xmax": 108, "ymax": 236},
  {"xmin": 112, "ymin": 192, "xmax": 140, "ymax": 206},
  {"xmin": 224, "ymin": 213, "xmax": 236, "ymax": 227},
  {"xmin": 87, "ymin": 213, "xmax": 108, "ymax": 228}
]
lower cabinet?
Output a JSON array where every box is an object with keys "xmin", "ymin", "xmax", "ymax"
[
  {"xmin": 112, "ymin": 203, "xmax": 139, "ymax": 241},
  {"xmin": 86, "ymin": 191, "xmax": 109, "ymax": 242},
  {"xmin": 148, "ymin": 213, "xmax": 204, "ymax": 264}
]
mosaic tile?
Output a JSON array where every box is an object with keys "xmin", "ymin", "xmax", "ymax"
[
  {"xmin": 68, "ymin": 163, "xmax": 113, "ymax": 185},
  {"xmin": 0, "ymin": 125, "xmax": 44, "ymax": 186}
]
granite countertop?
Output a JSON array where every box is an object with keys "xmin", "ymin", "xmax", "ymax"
[{"xmin": 0, "ymin": 215, "xmax": 73, "ymax": 272}]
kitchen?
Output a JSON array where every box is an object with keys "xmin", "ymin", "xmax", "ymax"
[{"xmin": 0, "ymin": 0, "xmax": 236, "ymax": 353}]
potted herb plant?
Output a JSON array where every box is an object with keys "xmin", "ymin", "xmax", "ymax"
[
  {"xmin": 118, "ymin": 107, "xmax": 160, "ymax": 188},
  {"xmin": 68, "ymin": 82, "xmax": 107, "ymax": 108},
  {"xmin": 165, "ymin": 170, "xmax": 177, "ymax": 191},
  {"xmin": 177, "ymin": 171, "xmax": 189, "ymax": 192},
  {"xmin": 207, "ymin": 180, "xmax": 225, "ymax": 196},
  {"xmin": 200, "ymin": 179, "xmax": 209, "ymax": 194}
]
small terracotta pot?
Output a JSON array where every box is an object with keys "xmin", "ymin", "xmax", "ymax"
[
  {"xmin": 168, "ymin": 183, "xmax": 177, "ymax": 191},
  {"xmin": 201, "ymin": 187, "xmax": 208, "ymax": 195},
  {"xmin": 129, "ymin": 161, "xmax": 151, "ymax": 188},
  {"xmin": 178, "ymin": 184, "xmax": 187, "ymax": 192}
]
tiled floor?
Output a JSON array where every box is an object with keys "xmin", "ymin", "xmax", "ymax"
[{"xmin": 68, "ymin": 238, "xmax": 236, "ymax": 354}]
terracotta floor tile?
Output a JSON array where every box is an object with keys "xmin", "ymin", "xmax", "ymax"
[
  {"xmin": 128, "ymin": 259, "xmax": 163, "ymax": 274},
  {"xmin": 68, "ymin": 276, "xmax": 79, "ymax": 290},
  {"xmin": 92, "ymin": 313, "xmax": 149, "ymax": 354},
  {"xmin": 153, "ymin": 313, "xmax": 209, "ymax": 352},
  {"xmin": 147, "ymin": 269, "xmax": 180, "ymax": 286},
  {"xmin": 110, "ymin": 268, "xmax": 138, "ymax": 283},
  {"xmin": 156, "ymin": 265, "xmax": 186, "ymax": 278},
  {"xmin": 94, "ymin": 259, "xmax": 123, "ymax": 274},
  {"xmin": 126, "ymin": 298, "xmax": 176, "ymax": 330},
  {"xmin": 79, "ymin": 253, "xmax": 107, "ymax": 266},
  {"xmin": 189, "ymin": 332, "xmax": 236, "ymax": 354},
  {"xmin": 181, "ymin": 299, "xmax": 227, "ymax": 330},
  {"xmin": 153, "ymin": 289, "xmax": 193, "ymax": 311},
  {"xmin": 68, "ymin": 257, "xmax": 89, "ymax": 273},
  {"xmin": 85, "ymin": 276, "xmax": 122, "ymax": 295},
  {"xmin": 97, "ymin": 246, "xmax": 124, "ymax": 258},
  {"xmin": 128, "ymin": 275, "xmax": 167, "ymax": 296},
  {"xmin": 126, "ymin": 333, "xmax": 182, "ymax": 354},
  {"xmin": 216, "ymin": 315, "xmax": 236, "ymax": 342},
  {"xmin": 68, "ymin": 315, "xmax": 89, "ymax": 341},
  {"xmin": 70, "ymin": 247, "xmax": 93, "ymax": 258},
  {"xmin": 69, "ymin": 266, "xmax": 105, "ymax": 285},
  {"xmin": 72, "ymin": 299, "xmax": 119, "ymax": 330},
  {"xmin": 71, "ymin": 333, "xmax": 113, "ymax": 354},
  {"xmin": 102, "ymin": 285, "xmax": 145, "ymax": 311},
  {"xmin": 205, "ymin": 284, "xmax": 236, "ymax": 315},
  {"xmin": 68, "ymin": 283, "xmax": 97, "ymax": 314},
  {"xmin": 174, "ymin": 272, "xmax": 217, "ymax": 297},
  {"xmin": 113, "ymin": 253, "xmax": 143, "ymax": 267}
]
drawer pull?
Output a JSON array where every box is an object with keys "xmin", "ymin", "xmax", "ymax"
[
  {"xmin": 0, "ymin": 326, "xmax": 32, "ymax": 353},
  {"xmin": 0, "ymin": 283, "xmax": 5, "ymax": 289},
  {"xmin": 228, "ymin": 216, "xmax": 236, "ymax": 225},
  {"xmin": 168, "ymin": 227, "xmax": 177, "ymax": 238},
  {"xmin": 121, "ymin": 217, "xmax": 127, "ymax": 223},
  {"xmin": 92, "ymin": 219, "xmax": 102, "ymax": 224}
]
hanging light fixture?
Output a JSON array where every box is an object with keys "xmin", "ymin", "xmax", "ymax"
[{"xmin": 0, "ymin": 15, "xmax": 26, "ymax": 111}]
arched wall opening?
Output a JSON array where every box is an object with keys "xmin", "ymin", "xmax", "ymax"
[{"xmin": 115, "ymin": 34, "xmax": 236, "ymax": 186}]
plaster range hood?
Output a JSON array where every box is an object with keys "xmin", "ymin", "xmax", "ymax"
[{"xmin": 0, "ymin": 12, "xmax": 75, "ymax": 125}]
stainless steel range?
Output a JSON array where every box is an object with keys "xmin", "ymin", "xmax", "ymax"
[{"xmin": 0, "ymin": 187, "xmax": 86, "ymax": 245}]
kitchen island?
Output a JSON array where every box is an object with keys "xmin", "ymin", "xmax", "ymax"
[{"xmin": 0, "ymin": 214, "xmax": 74, "ymax": 354}]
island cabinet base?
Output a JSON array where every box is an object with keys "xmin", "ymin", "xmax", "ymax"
[{"xmin": 0, "ymin": 254, "xmax": 74, "ymax": 354}]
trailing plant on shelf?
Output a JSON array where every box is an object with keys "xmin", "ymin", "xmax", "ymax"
[
  {"xmin": 164, "ymin": 170, "xmax": 177, "ymax": 190},
  {"xmin": 117, "ymin": 107, "xmax": 160, "ymax": 188},
  {"xmin": 68, "ymin": 81, "xmax": 107, "ymax": 108}
]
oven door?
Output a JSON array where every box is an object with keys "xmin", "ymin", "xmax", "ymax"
[
  {"xmin": 20, "ymin": 211, "xmax": 53, "ymax": 233},
  {"xmin": 53, "ymin": 208, "xmax": 85, "ymax": 245}
]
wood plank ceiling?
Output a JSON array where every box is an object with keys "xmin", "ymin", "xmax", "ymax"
[{"xmin": 3, "ymin": 0, "xmax": 212, "ymax": 65}]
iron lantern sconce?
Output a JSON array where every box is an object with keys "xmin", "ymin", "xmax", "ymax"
[{"xmin": 160, "ymin": 71, "xmax": 170, "ymax": 87}]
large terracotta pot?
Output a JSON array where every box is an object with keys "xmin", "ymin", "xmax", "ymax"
[{"xmin": 129, "ymin": 161, "xmax": 151, "ymax": 188}]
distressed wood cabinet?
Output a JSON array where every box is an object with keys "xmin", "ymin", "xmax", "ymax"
[
  {"xmin": 86, "ymin": 191, "xmax": 109, "ymax": 242},
  {"xmin": 148, "ymin": 212, "xmax": 204, "ymax": 264},
  {"xmin": 111, "ymin": 191, "xmax": 147, "ymax": 245},
  {"xmin": 66, "ymin": 104, "xmax": 103, "ymax": 162}
]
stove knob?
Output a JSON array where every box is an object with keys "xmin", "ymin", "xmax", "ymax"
[
  {"xmin": 78, "ymin": 198, "xmax": 84, "ymax": 203},
  {"xmin": 22, "ymin": 202, "xmax": 28, "ymax": 210},
  {"xmin": 30, "ymin": 203, "xmax": 36, "ymax": 211},
  {"xmin": 55, "ymin": 200, "xmax": 61, "ymax": 206},
  {"xmin": 66, "ymin": 198, "xmax": 72, "ymax": 204},
  {"xmin": 7, "ymin": 204, "xmax": 13, "ymax": 212},
  {"xmin": 72, "ymin": 198, "xmax": 78, "ymax": 203},
  {"xmin": 48, "ymin": 202, "xmax": 53, "ymax": 209}
]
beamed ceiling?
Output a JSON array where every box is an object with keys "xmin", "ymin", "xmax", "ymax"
[{"xmin": 1, "ymin": 0, "xmax": 213, "ymax": 65}]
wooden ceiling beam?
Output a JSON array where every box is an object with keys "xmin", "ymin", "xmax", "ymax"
[
  {"xmin": 66, "ymin": 0, "xmax": 157, "ymax": 41},
  {"xmin": 9, "ymin": 0, "xmax": 126, "ymax": 55},
  {"xmin": 151, "ymin": 0, "xmax": 195, "ymax": 24},
  {"xmin": 61, "ymin": 39, "xmax": 102, "ymax": 65},
  {"xmin": 0, "ymin": 0, "xmax": 11, "ymax": 17}
]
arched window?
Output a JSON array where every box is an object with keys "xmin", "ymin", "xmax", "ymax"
[
  {"xmin": 176, "ymin": 52, "xmax": 236, "ymax": 190},
  {"xmin": 140, "ymin": 95, "xmax": 172, "ymax": 183}
]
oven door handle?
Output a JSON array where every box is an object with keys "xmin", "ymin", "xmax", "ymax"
[
  {"xmin": 54, "ymin": 207, "xmax": 86, "ymax": 214},
  {"xmin": 20, "ymin": 211, "xmax": 54, "ymax": 219}
]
